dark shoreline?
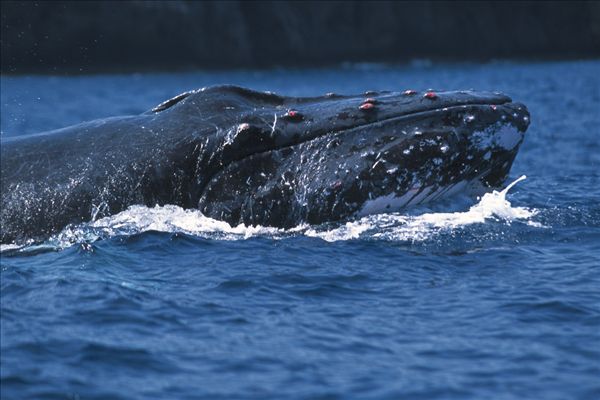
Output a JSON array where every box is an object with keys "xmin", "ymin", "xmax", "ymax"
[
  {"xmin": 2, "ymin": 0, "xmax": 599, "ymax": 75},
  {"xmin": 1, "ymin": 57, "xmax": 599, "ymax": 78}
]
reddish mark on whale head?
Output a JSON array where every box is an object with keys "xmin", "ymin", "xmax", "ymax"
[
  {"xmin": 331, "ymin": 180, "xmax": 343, "ymax": 190},
  {"xmin": 423, "ymin": 91, "xmax": 438, "ymax": 100},
  {"xmin": 359, "ymin": 102, "xmax": 375, "ymax": 110},
  {"xmin": 284, "ymin": 109, "xmax": 303, "ymax": 121}
]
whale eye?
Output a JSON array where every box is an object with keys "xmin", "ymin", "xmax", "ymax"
[{"xmin": 224, "ymin": 123, "xmax": 274, "ymax": 155}]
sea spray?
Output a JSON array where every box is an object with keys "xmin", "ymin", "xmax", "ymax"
[{"xmin": 2, "ymin": 176, "xmax": 539, "ymax": 252}]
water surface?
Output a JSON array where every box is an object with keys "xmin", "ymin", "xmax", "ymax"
[{"xmin": 1, "ymin": 61, "xmax": 599, "ymax": 399}]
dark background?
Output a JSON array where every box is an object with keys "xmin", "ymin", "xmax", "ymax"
[{"xmin": 2, "ymin": 0, "xmax": 600, "ymax": 74}]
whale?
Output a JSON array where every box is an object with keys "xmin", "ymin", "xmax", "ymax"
[{"xmin": 0, "ymin": 85, "xmax": 530, "ymax": 244}]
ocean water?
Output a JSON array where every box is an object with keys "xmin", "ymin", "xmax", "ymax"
[{"xmin": 1, "ymin": 61, "xmax": 599, "ymax": 399}]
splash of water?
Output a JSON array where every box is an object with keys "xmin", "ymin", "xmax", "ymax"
[
  {"xmin": 306, "ymin": 175, "xmax": 540, "ymax": 242},
  {"xmin": 1, "ymin": 175, "xmax": 539, "ymax": 252}
]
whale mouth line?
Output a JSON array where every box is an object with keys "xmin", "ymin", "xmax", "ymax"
[{"xmin": 199, "ymin": 100, "xmax": 520, "ymax": 201}]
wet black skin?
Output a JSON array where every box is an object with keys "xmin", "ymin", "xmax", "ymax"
[{"xmin": 0, "ymin": 86, "xmax": 530, "ymax": 244}]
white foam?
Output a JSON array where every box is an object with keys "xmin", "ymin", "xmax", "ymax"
[
  {"xmin": 1, "ymin": 176, "xmax": 540, "ymax": 252},
  {"xmin": 0, "ymin": 244, "xmax": 23, "ymax": 252},
  {"xmin": 66, "ymin": 204, "xmax": 289, "ymax": 244},
  {"xmin": 307, "ymin": 175, "xmax": 540, "ymax": 242}
]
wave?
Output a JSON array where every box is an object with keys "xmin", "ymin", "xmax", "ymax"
[{"xmin": 1, "ymin": 176, "xmax": 540, "ymax": 254}]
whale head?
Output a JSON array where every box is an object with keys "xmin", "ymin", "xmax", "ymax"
[{"xmin": 154, "ymin": 86, "xmax": 529, "ymax": 227}]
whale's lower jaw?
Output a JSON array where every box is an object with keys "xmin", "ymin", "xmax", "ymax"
[
  {"xmin": 357, "ymin": 180, "xmax": 469, "ymax": 217},
  {"xmin": 355, "ymin": 173, "xmax": 505, "ymax": 218},
  {"xmin": 356, "ymin": 123, "xmax": 524, "ymax": 217}
]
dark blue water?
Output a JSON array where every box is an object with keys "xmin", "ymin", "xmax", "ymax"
[{"xmin": 2, "ymin": 61, "xmax": 600, "ymax": 400}]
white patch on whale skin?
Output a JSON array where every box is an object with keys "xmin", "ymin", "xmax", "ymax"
[
  {"xmin": 472, "ymin": 123, "xmax": 523, "ymax": 151},
  {"xmin": 492, "ymin": 124, "xmax": 523, "ymax": 150},
  {"xmin": 357, "ymin": 192, "xmax": 409, "ymax": 217},
  {"xmin": 357, "ymin": 180, "xmax": 472, "ymax": 217}
]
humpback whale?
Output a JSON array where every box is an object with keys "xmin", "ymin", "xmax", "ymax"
[{"xmin": 0, "ymin": 86, "xmax": 529, "ymax": 244}]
